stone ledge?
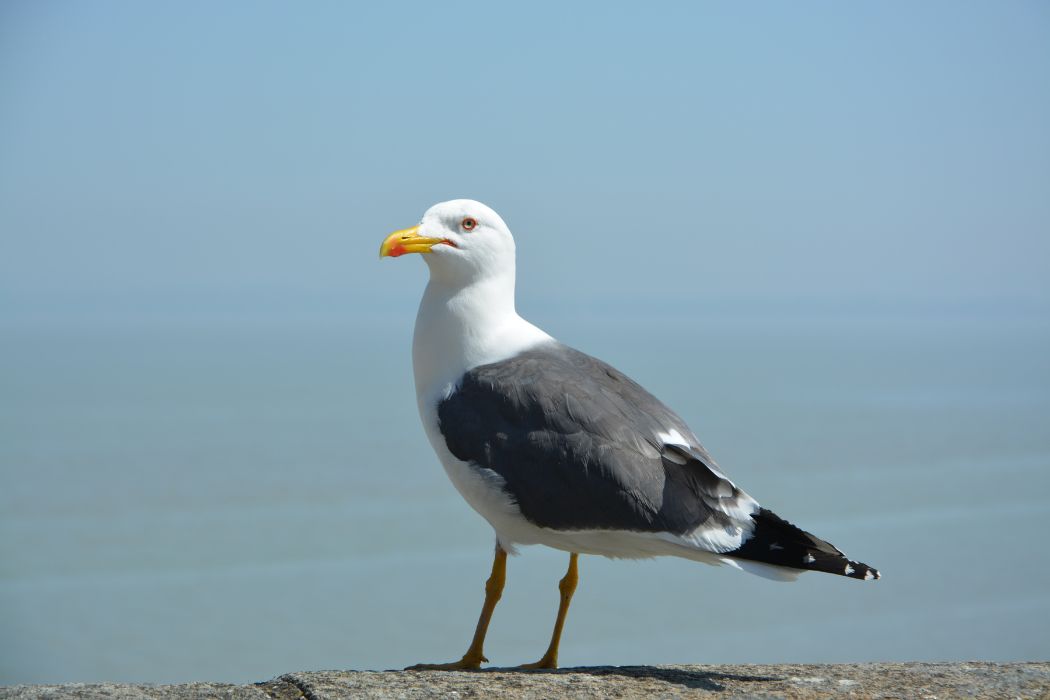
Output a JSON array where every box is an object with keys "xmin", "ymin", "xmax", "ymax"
[{"xmin": 4, "ymin": 662, "xmax": 1048, "ymax": 699}]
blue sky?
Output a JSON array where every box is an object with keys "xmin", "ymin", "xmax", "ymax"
[{"xmin": 1, "ymin": 1, "xmax": 1048, "ymax": 322}]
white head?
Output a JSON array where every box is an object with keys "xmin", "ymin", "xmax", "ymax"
[
  {"xmin": 380, "ymin": 199, "xmax": 516, "ymax": 287},
  {"xmin": 381, "ymin": 199, "xmax": 553, "ymax": 400}
]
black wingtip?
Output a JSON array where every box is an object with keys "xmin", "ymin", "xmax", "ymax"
[{"xmin": 730, "ymin": 507, "xmax": 882, "ymax": 580}]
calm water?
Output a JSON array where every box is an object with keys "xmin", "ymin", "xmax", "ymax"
[{"xmin": 2, "ymin": 311, "xmax": 1049, "ymax": 684}]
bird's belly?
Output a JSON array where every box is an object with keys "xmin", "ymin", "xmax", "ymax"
[{"xmin": 428, "ymin": 443, "xmax": 534, "ymax": 548}]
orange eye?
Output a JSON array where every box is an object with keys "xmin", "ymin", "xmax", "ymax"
[{"xmin": 461, "ymin": 217, "xmax": 477, "ymax": 232}]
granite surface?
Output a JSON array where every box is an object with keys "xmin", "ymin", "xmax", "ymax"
[{"xmin": 5, "ymin": 662, "xmax": 1048, "ymax": 699}]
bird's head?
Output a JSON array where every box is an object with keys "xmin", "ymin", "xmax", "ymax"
[{"xmin": 380, "ymin": 199, "xmax": 515, "ymax": 285}]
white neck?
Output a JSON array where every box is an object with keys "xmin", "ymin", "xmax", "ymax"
[{"xmin": 412, "ymin": 270, "xmax": 552, "ymax": 407}]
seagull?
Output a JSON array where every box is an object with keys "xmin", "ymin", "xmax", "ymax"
[{"xmin": 380, "ymin": 199, "xmax": 879, "ymax": 671}]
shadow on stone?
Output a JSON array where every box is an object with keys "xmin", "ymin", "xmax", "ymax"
[{"xmin": 486, "ymin": 665, "xmax": 781, "ymax": 692}]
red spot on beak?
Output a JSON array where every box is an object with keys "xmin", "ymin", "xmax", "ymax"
[{"xmin": 387, "ymin": 244, "xmax": 407, "ymax": 257}]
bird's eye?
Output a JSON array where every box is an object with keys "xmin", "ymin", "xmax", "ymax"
[{"xmin": 461, "ymin": 217, "xmax": 477, "ymax": 232}]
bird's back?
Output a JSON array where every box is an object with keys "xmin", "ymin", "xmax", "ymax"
[{"xmin": 438, "ymin": 342, "xmax": 751, "ymax": 535}]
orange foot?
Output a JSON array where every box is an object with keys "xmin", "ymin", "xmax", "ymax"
[{"xmin": 516, "ymin": 655, "xmax": 557, "ymax": 670}]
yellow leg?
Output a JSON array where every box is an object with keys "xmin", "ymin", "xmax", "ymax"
[
  {"xmin": 519, "ymin": 552, "xmax": 579, "ymax": 670},
  {"xmin": 407, "ymin": 544, "xmax": 507, "ymax": 671}
]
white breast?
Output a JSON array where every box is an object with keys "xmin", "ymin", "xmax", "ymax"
[
  {"xmin": 412, "ymin": 274, "xmax": 552, "ymax": 411},
  {"xmin": 411, "ymin": 271, "xmax": 553, "ymax": 551}
]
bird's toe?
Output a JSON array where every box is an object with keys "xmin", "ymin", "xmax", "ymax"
[{"xmin": 516, "ymin": 656, "xmax": 557, "ymax": 670}]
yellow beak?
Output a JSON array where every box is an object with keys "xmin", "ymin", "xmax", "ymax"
[{"xmin": 379, "ymin": 225, "xmax": 450, "ymax": 258}]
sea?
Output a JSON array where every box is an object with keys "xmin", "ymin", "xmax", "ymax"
[{"xmin": 2, "ymin": 308, "xmax": 1048, "ymax": 684}]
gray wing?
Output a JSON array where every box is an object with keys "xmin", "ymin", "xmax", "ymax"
[{"xmin": 437, "ymin": 342, "xmax": 749, "ymax": 534}]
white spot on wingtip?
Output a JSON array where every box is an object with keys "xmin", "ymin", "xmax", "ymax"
[
  {"xmin": 803, "ymin": 553, "xmax": 816, "ymax": 564},
  {"xmin": 865, "ymin": 569, "xmax": 878, "ymax": 580},
  {"xmin": 845, "ymin": 564, "xmax": 855, "ymax": 576},
  {"xmin": 769, "ymin": 542, "xmax": 783, "ymax": 551}
]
